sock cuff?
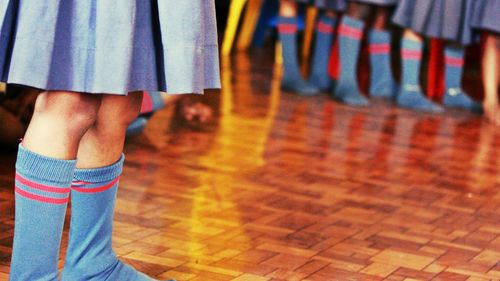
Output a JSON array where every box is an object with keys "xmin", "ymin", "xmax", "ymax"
[
  {"xmin": 278, "ymin": 17, "xmax": 298, "ymax": 33},
  {"xmin": 401, "ymin": 38, "xmax": 422, "ymax": 50},
  {"xmin": 316, "ymin": 16, "xmax": 336, "ymax": 33},
  {"xmin": 368, "ymin": 29, "xmax": 391, "ymax": 43},
  {"xmin": 16, "ymin": 145, "xmax": 76, "ymax": 184},
  {"xmin": 444, "ymin": 46, "xmax": 465, "ymax": 58},
  {"xmin": 340, "ymin": 16, "xmax": 364, "ymax": 30},
  {"xmin": 338, "ymin": 16, "xmax": 364, "ymax": 39},
  {"xmin": 73, "ymin": 154, "xmax": 124, "ymax": 183}
]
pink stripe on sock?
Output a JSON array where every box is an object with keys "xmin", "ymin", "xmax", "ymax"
[
  {"xmin": 140, "ymin": 91, "xmax": 153, "ymax": 114},
  {"xmin": 71, "ymin": 177, "xmax": 120, "ymax": 193},
  {"xmin": 15, "ymin": 187, "xmax": 69, "ymax": 204},
  {"xmin": 369, "ymin": 43, "xmax": 390, "ymax": 54},
  {"xmin": 316, "ymin": 21, "xmax": 334, "ymax": 33},
  {"xmin": 401, "ymin": 49, "xmax": 422, "ymax": 60},
  {"xmin": 338, "ymin": 24, "xmax": 363, "ymax": 39},
  {"xmin": 15, "ymin": 174, "xmax": 70, "ymax": 194},
  {"xmin": 445, "ymin": 57, "xmax": 464, "ymax": 67},
  {"xmin": 278, "ymin": 24, "xmax": 297, "ymax": 34}
]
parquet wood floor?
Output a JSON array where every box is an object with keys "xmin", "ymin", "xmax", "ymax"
[{"xmin": 1, "ymin": 51, "xmax": 499, "ymax": 280}]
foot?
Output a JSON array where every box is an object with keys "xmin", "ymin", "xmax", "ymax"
[
  {"xmin": 309, "ymin": 74, "xmax": 332, "ymax": 92},
  {"xmin": 483, "ymin": 99, "xmax": 500, "ymax": 125},
  {"xmin": 333, "ymin": 80, "xmax": 369, "ymax": 106},
  {"xmin": 103, "ymin": 261, "xmax": 175, "ymax": 281},
  {"xmin": 443, "ymin": 88, "xmax": 483, "ymax": 113},
  {"xmin": 396, "ymin": 85, "xmax": 443, "ymax": 113},
  {"xmin": 281, "ymin": 78, "xmax": 320, "ymax": 96},
  {"xmin": 370, "ymin": 78, "xmax": 397, "ymax": 99}
]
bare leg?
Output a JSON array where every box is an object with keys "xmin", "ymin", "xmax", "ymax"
[
  {"xmin": 347, "ymin": 2, "xmax": 372, "ymax": 21},
  {"xmin": 76, "ymin": 92, "xmax": 143, "ymax": 168},
  {"xmin": 62, "ymin": 91, "xmax": 160, "ymax": 280},
  {"xmin": 23, "ymin": 91, "xmax": 102, "ymax": 158},
  {"xmin": 403, "ymin": 29, "xmax": 423, "ymax": 42},
  {"xmin": 10, "ymin": 91, "xmax": 102, "ymax": 280},
  {"xmin": 372, "ymin": 6, "xmax": 389, "ymax": 30},
  {"xmin": 280, "ymin": 0, "xmax": 297, "ymax": 17},
  {"xmin": 482, "ymin": 33, "xmax": 500, "ymax": 125}
]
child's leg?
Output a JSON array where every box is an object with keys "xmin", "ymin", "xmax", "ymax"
[
  {"xmin": 368, "ymin": 6, "xmax": 397, "ymax": 98},
  {"xmin": 309, "ymin": 10, "xmax": 338, "ymax": 91},
  {"xmin": 278, "ymin": 0, "xmax": 319, "ymax": 95},
  {"xmin": 10, "ymin": 91, "xmax": 101, "ymax": 280},
  {"xmin": 442, "ymin": 43, "xmax": 482, "ymax": 112},
  {"xmin": 333, "ymin": 2, "xmax": 370, "ymax": 106},
  {"xmin": 482, "ymin": 33, "xmax": 500, "ymax": 125},
  {"xmin": 396, "ymin": 29, "xmax": 443, "ymax": 112},
  {"xmin": 62, "ymin": 92, "xmax": 166, "ymax": 280}
]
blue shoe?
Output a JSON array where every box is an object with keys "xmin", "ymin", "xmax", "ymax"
[
  {"xmin": 370, "ymin": 78, "xmax": 397, "ymax": 99},
  {"xmin": 333, "ymin": 81, "xmax": 369, "ymax": 106},
  {"xmin": 281, "ymin": 78, "xmax": 320, "ymax": 96},
  {"xmin": 443, "ymin": 88, "xmax": 483, "ymax": 113},
  {"xmin": 396, "ymin": 85, "xmax": 444, "ymax": 113},
  {"xmin": 309, "ymin": 74, "xmax": 332, "ymax": 92},
  {"xmin": 126, "ymin": 116, "xmax": 148, "ymax": 136}
]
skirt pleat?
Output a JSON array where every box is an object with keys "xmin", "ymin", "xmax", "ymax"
[
  {"xmin": 470, "ymin": 0, "xmax": 500, "ymax": 34},
  {"xmin": 0, "ymin": 0, "xmax": 220, "ymax": 95},
  {"xmin": 295, "ymin": 0, "xmax": 348, "ymax": 12},
  {"xmin": 352, "ymin": 0, "xmax": 398, "ymax": 6},
  {"xmin": 392, "ymin": 0, "xmax": 475, "ymax": 45}
]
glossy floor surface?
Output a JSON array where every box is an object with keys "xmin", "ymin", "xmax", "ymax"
[{"xmin": 1, "ymin": 52, "xmax": 500, "ymax": 280}]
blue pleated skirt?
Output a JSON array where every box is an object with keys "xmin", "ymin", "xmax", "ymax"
[
  {"xmin": 296, "ymin": 0, "xmax": 348, "ymax": 12},
  {"xmin": 392, "ymin": 0, "xmax": 475, "ymax": 45},
  {"xmin": 351, "ymin": 0, "xmax": 398, "ymax": 6},
  {"xmin": 470, "ymin": 0, "xmax": 500, "ymax": 34},
  {"xmin": 0, "ymin": 0, "xmax": 221, "ymax": 95}
]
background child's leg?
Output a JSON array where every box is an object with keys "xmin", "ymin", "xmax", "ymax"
[
  {"xmin": 442, "ymin": 43, "xmax": 482, "ymax": 112},
  {"xmin": 278, "ymin": 0, "xmax": 319, "ymax": 95},
  {"xmin": 10, "ymin": 92, "xmax": 101, "ymax": 280},
  {"xmin": 368, "ymin": 7, "xmax": 396, "ymax": 98},
  {"xmin": 397, "ymin": 29, "xmax": 443, "ymax": 112},
  {"xmin": 482, "ymin": 33, "xmax": 500, "ymax": 125},
  {"xmin": 62, "ymin": 92, "xmax": 163, "ymax": 280},
  {"xmin": 309, "ymin": 10, "xmax": 338, "ymax": 91},
  {"xmin": 334, "ymin": 2, "xmax": 370, "ymax": 106}
]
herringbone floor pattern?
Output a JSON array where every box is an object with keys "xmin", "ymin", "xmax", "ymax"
[{"xmin": 1, "ymin": 52, "xmax": 499, "ymax": 280}]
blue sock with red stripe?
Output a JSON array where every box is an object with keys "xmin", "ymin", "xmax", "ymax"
[
  {"xmin": 368, "ymin": 29, "xmax": 396, "ymax": 98},
  {"xmin": 333, "ymin": 16, "xmax": 369, "ymax": 106},
  {"xmin": 309, "ymin": 14, "xmax": 336, "ymax": 91},
  {"xmin": 62, "ymin": 155, "xmax": 165, "ymax": 281},
  {"xmin": 278, "ymin": 16, "xmax": 319, "ymax": 95},
  {"xmin": 10, "ymin": 145, "xmax": 76, "ymax": 280},
  {"xmin": 442, "ymin": 46, "xmax": 482, "ymax": 112}
]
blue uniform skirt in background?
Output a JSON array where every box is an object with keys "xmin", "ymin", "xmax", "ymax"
[
  {"xmin": 470, "ymin": 0, "xmax": 500, "ymax": 34},
  {"xmin": 351, "ymin": 0, "xmax": 398, "ymax": 6},
  {"xmin": 392, "ymin": 0, "xmax": 475, "ymax": 45},
  {"xmin": 0, "ymin": 0, "xmax": 221, "ymax": 95},
  {"xmin": 296, "ymin": 0, "xmax": 347, "ymax": 12}
]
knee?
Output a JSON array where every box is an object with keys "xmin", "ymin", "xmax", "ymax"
[
  {"xmin": 94, "ymin": 92, "xmax": 143, "ymax": 132},
  {"xmin": 33, "ymin": 91, "xmax": 101, "ymax": 135},
  {"xmin": 347, "ymin": 3, "xmax": 372, "ymax": 21}
]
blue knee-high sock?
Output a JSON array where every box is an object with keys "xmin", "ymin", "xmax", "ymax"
[
  {"xmin": 397, "ymin": 38, "xmax": 443, "ymax": 112},
  {"xmin": 400, "ymin": 38, "xmax": 422, "ymax": 87},
  {"xmin": 62, "ymin": 155, "xmax": 165, "ymax": 281},
  {"xmin": 10, "ymin": 145, "xmax": 76, "ymax": 281},
  {"xmin": 278, "ymin": 16, "xmax": 319, "ymax": 95},
  {"xmin": 334, "ymin": 16, "xmax": 369, "ymax": 106},
  {"xmin": 309, "ymin": 14, "xmax": 337, "ymax": 91},
  {"xmin": 368, "ymin": 29, "xmax": 396, "ymax": 98},
  {"xmin": 442, "ymin": 45, "xmax": 482, "ymax": 111}
]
